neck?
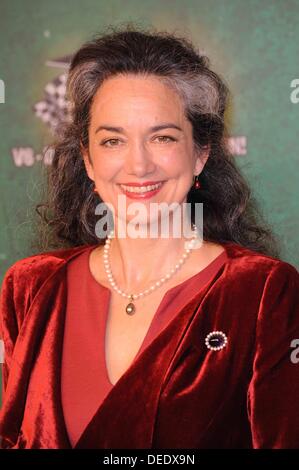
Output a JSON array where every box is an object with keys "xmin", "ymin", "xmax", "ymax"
[{"xmin": 107, "ymin": 216, "xmax": 198, "ymax": 292}]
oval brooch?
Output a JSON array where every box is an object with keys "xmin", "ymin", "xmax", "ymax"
[{"xmin": 205, "ymin": 331, "xmax": 228, "ymax": 351}]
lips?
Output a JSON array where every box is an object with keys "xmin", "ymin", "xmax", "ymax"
[
  {"xmin": 118, "ymin": 181, "xmax": 165, "ymax": 199},
  {"xmin": 119, "ymin": 180, "xmax": 165, "ymax": 187}
]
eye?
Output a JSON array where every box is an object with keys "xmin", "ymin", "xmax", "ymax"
[
  {"xmin": 100, "ymin": 138, "xmax": 121, "ymax": 147},
  {"xmin": 154, "ymin": 135, "xmax": 177, "ymax": 143},
  {"xmin": 100, "ymin": 135, "xmax": 177, "ymax": 147}
]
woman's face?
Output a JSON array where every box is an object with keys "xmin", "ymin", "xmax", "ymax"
[{"xmin": 82, "ymin": 74, "xmax": 209, "ymax": 228}]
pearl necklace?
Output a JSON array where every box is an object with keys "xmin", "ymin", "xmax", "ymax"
[{"xmin": 103, "ymin": 224, "xmax": 199, "ymax": 315}]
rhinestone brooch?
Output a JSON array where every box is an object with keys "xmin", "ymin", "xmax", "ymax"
[{"xmin": 205, "ymin": 331, "xmax": 228, "ymax": 351}]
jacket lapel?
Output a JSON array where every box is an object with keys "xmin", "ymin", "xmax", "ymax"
[{"xmin": 73, "ymin": 256, "xmax": 229, "ymax": 448}]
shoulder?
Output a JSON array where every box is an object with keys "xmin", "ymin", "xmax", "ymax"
[
  {"xmin": 217, "ymin": 242, "xmax": 299, "ymax": 302},
  {"xmin": 1, "ymin": 244, "xmax": 94, "ymax": 296},
  {"xmin": 224, "ymin": 241, "xmax": 298, "ymax": 280},
  {"xmin": 206, "ymin": 244, "xmax": 299, "ymax": 337},
  {"xmin": 0, "ymin": 245, "xmax": 95, "ymax": 330}
]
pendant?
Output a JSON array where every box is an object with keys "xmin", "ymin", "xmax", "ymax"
[{"xmin": 126, "ymin": 295, "xmax": 136, "ymax": 315}]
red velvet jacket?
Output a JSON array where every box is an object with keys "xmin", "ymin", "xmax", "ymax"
[{"xmin": 0, "ymin": 241, "xmax": 299, "ymax": 449}]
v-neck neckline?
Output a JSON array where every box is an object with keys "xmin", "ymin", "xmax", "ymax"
[
  {"xmin": 57, "ymin": 241, "xmax": 238, "ymax": 448},
  {"xmin": 85, "ymin": 244, "xmax": 228, "ymax": 387}
]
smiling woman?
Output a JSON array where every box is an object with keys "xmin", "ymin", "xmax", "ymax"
[
  {"xmin": 80, "ymin": 72, "xmax": 207, "ymax": 232},
  {"xmin": 34, "ymin": 24, "xmax": 279, "ymax": 256},
  {"xmin": 1, "ymin": 23, "xmax": 299, "ymax": 450}
]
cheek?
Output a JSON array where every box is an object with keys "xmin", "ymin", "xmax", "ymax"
[
  {"xmin": 158, "ymin": 149, "xmax": 189, "ymax": 173},
  {"xmin": 92, "ymin": 160, "xmax": 121, "ymax": 180}
]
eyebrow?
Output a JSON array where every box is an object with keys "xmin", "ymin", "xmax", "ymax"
[{"xmin": 95, "ymin": 123, "xmax": 183, "ymax": 134}]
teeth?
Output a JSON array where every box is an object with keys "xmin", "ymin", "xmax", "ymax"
[{"xmin": 120, "ymin": 182, "xmax": 163, "ymax": 193}]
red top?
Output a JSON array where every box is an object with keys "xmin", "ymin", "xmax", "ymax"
[{"xmin": 61, "ymin": 245, "xmax": 228, "ymax": 447}]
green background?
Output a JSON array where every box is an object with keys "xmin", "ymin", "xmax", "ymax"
[
  {"xmin": 0, "ymin": 0, "xmax": 299, "ymax": 400},
  {"xmin": 1, "ymin": 0, "xmax": 299, "ymax": 277}
]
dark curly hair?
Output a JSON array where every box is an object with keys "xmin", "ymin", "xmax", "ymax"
[{"xmin": 33, "ymin": 22, "xmax": 281, "ymax": 258}]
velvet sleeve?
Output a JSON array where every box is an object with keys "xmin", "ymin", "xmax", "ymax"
[
  {"xmin": 0, "ymin": 266, "xmax": 20, "ymax": 449},
  {"xmin": 247, "ymin": 261, "xmax": 299, "ymax": 448},
  {"xmin": 0, "ymin": 266, "xmax": 19, "ymax": 400}
]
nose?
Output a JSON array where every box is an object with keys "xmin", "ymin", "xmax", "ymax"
[{"xmin": 123, "ymin": 140, "xmax": 156, "ymax": 177}]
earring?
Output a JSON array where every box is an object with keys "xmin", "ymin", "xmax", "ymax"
[{"xmin": 193, "ymin": 174, "xmax": 201, "ymax": 189}]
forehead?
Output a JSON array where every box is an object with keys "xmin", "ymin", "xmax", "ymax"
[{"xmin": 90, "ymin": 74, "xmax": 185, "ymax": 120}]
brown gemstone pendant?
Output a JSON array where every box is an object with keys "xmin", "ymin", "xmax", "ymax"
[{"xmin": 126, "ymin": 295, "xmax": 136, "ymax": 315}]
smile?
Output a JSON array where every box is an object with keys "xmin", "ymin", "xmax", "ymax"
[{"xmin": 118, "ymin": 181, "xmax": 165, "ymax": 198}]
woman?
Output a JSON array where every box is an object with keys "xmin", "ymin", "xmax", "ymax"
[{"xmin": 1, "ymin": 25, "xmax": 299, "ymax": 449}]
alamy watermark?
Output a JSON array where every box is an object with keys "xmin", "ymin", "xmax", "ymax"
[
  {"xmin": 0, "ymin": 79, "xmax": 5, "ymax": 103},
  {"xmin": 290, "ymin": 339, "xmax": 299, "ymax": 364},
  {"xmin": 94, "ymin": 196, "xmax": 203, "ymax": 247},
  {"xmin": 290, "ymin": 79, "xmax": 299, "ymax": 104}
]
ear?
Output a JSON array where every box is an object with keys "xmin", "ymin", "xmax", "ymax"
[
  {"xmin": 194, "ymin": 144, "xmax": 210, "ymax": 175},
  {"xmin": 80, "ymin": 143, "xmax": 95, "ymax": 182}
]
